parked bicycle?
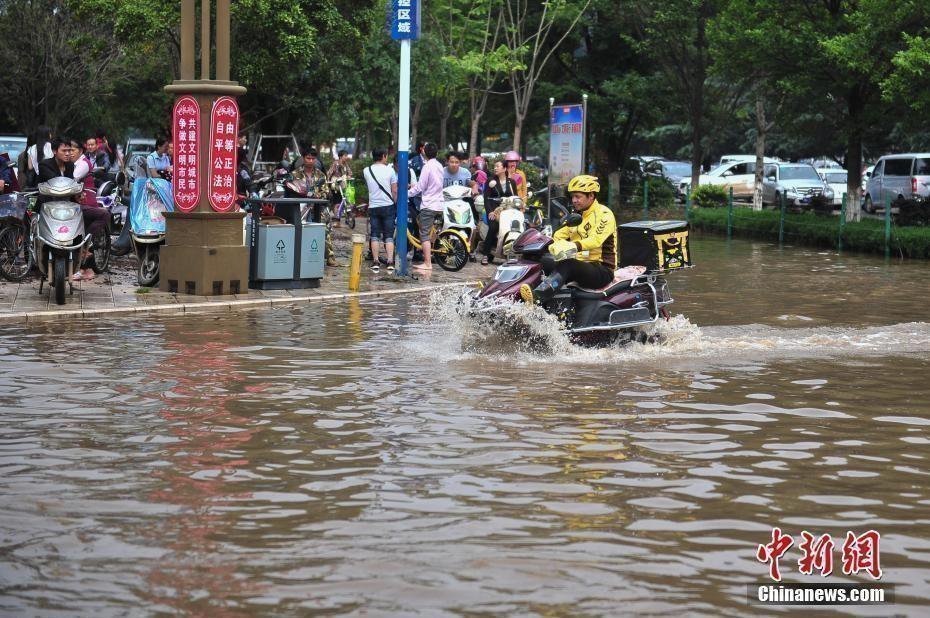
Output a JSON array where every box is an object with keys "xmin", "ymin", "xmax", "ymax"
[
  {"xmin": 329, "ymin": 175, "xmax": 357, "ymax": 229},
  {"xmin": 0, "ymin": 192, "xmax": 36, "ymax": 282}
]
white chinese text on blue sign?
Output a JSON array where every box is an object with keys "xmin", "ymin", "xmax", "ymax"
[{"xmin": 389, "ymin": 0, "xmax": 420, "ymax": 40}]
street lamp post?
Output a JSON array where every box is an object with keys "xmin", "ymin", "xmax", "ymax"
[{"xmin": 160, "ymin": 0, "xmax": 248, "ymax": 296}]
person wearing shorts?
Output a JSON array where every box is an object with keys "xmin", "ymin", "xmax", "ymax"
[
  {"xmin": 417, "ymin": 208, "xmax": 442, "ymax": 242},
  {"xmin": 408, "ymin": 142, "xmax": 443, "ymax": 270},
  {"xmin": 363, "ymin": 149, "xmax": 396, "ymax": 273}
]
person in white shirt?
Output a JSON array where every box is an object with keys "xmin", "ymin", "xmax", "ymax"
[
  {"xmin": 71, "ymin": 139, "xmax": 92, "ymax": 183},
  {"xmin": 362, "ymin": 149, "xmax": 397, "ymax": 273},
  {"xmin": 27, "ymin": 126, "xmax": 53, "ymax": 185}
]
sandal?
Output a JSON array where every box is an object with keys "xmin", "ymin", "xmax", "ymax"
[
  {"xmin": 480, "ymin": 256, "xmax": 489, "ymax": 266},
  {"xmin": 71, "ymin": 272, "xmax": 83, "ymax": 281},
  {"xmin": 370, "ymin": 264, "xmax": 380, "ymax": 273},
  {"xmin": 387, "ymin": 265, "xmax": 395, "ymax": 274}
]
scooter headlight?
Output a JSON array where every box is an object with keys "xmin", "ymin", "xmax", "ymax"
[
  {"xmin": 493, "ymin": 265, "xmax": 529, "ymax": 283},
  {"xmin": 43, "ymin": 204, "xmax": 81, "ymax": 221}
]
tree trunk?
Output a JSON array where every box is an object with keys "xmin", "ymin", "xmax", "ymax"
[
  {"xmin": 410, "ymin": 101, "xmax": 422, "ymax": 150},
  {"xmin": 689, "ymin": 100, "xmax": 703, "ymax": 190},
  {"xmin": 512, "ymin": 112, "xmax": 524, "ymax": 154},
  {"xmin": 753, "ymin": 93, "xmax": 766, "ymax": 211},
  {"xmin": 390, "ymin": 106, "xmax": 399, "ymax": 155},
  {"xmin": 689, "ymin": 5, "xmax": 708, "ymax": 190},
  {"xmin": 353, "ymin": 129, "xmax": 361, "ymax": 159},
  {"xmin": 439, "ymin": 116, "xmax": 448, "ymax": 153},
  {"xmin": 364, "ymin": 126, "xmax": 373, "ymax": 159},
  {"xmin": 469, "ymin": 111, "xmax": 482, "ymax": 158},
  {"xmin": 845, "ymin": 88, "xmax": 864, "ymax": 222}
]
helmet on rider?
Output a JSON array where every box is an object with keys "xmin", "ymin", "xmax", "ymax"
[
  {"xmin": 503, "ymin": 150, "xmax": 521, "ymax": 163},
  {"xmin": 567, "ymin": 174, "xmax": 600, "ymax": 194},
  {"xmin": 567, "ymin": 175, "xmax": 600, "ymax": 212}
]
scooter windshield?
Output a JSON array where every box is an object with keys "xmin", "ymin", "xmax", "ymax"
[{"xmin": 130, "ymin": 178, "xmax": 174, "ymax": 236}]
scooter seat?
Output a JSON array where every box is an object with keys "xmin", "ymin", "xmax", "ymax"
[{"xmin": 568, "ymin": 265, "xmax": 647, "ymax": 297}]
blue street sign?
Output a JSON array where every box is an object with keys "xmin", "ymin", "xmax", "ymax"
[{"xmin": 389, "ymin": 0, "xmax": 420, "ymax": 40}]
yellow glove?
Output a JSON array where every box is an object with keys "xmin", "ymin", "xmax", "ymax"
[{"xmin": 548, "ymin": 239, "xmax": 575, "ymax": 256}]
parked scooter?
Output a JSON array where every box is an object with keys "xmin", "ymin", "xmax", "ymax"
[
  {"xmin": 33, "ymin": 177, "xmax": 91, "ymax": 305},
  {"xmin": 490, "ymin": 195, "xmax": 527, "ymax": 260},
  {"xmin": 94, "ymin": 179, "xmax": 131, "ymax": 257},
  {"xmin": 441, "ymin": 184, "xmax": 476, "ymax": 249},
  {"xmin": 127, "ymin": 178, "xmax": 172, "ymax": 286}
]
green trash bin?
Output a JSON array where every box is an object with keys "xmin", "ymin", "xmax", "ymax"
[
  {"xmin": 247, "ymin": 224, "xmax": 296, "ymax": 281},
  {"xmin": 300, "ymin": 223, "xmax": 325, "ymax": 280}
]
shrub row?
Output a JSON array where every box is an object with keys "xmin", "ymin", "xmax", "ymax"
[{"xmin": 687, "ymin": 207, "xmax": 930, "ymax": 259}]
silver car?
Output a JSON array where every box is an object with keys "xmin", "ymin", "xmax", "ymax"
[
  {"xmin": 762, "ymin": 163, "xmax": 834, "ymax": 207},
  {"xmin": 863, "ymin": 153, "xmax": 930, "ymax": 213}
]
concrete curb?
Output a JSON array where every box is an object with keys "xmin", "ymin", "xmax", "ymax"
[{"xmin": 0, "ymin": 281, "xmax": 477, "ymax": 325}]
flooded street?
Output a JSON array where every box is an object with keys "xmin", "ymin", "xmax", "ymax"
[{"xmin": 1, "ymin": 236, "xmax": 929, "ymax": 616}]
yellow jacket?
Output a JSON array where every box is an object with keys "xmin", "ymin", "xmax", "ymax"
[{"xmin": 553, "ymin": 200, "xmax": 617, "ymax": 269}]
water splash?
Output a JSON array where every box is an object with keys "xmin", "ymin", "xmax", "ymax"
[{"xmin": 423, "ymin": 286, "xmax": 930, "ymax": 366}]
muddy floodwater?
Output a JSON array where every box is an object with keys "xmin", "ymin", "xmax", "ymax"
[{"xmin": 1, "ymin": 236, "xmax": 929, "ymax": 616}]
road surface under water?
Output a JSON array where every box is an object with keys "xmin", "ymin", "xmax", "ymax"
[{"xmin": 0, "ymin": 236, "xmax": 928, "ymax": 616}]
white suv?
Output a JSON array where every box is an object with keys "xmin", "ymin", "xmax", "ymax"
[{"xmin": 863, "ymin": 154, "xmax": 930, "ymax": 213}]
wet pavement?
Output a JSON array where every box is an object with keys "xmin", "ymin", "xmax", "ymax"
[
  {"xmin": 0, "ymin": 219, "xmax": 495, "ymax": 320},
  {"xmin": 1, "ymin": 235, "xmax": 929, "ymax": 616}
]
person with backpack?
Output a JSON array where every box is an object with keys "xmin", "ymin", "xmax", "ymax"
[{"xmin": 362, "ymin": 149, "xmax": 396, "ymax": 274}]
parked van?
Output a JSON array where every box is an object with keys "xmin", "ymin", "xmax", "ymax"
[{"xmin": 863, "ymin": 153, "xmax": 930, "ymax": 213}]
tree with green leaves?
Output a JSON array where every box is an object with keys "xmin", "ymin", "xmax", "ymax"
[
  {"xmin": 501, "ymin": 0, "xmax": 591, "ymax": 151},
  {"xmin": 0, "ymin": 0, "xmax": 124, "ymax": 135},
  {"xmin": 629, "ymin": 0, "xmax": 742, "ymax": 190}
]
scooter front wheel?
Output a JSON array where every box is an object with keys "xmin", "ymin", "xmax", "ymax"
[
  {"xmin": 433, "ymin": 231, "xmax": 469, "ymax": 272},
  {"xmin": 138, "ymin": 245, "xmax": 160, "ymax": 286},
  {"xmin": 53, "ymin": 258, "xmax": 66, "ymax": 305},
  {"xmin": 90, "ymin": 229, "xmax": 111, "ymax": 274}
]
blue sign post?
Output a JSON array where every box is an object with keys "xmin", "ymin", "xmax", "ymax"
[{"xmin": 389, "ymin": 0, "xmax": 420, "ymax": 277}]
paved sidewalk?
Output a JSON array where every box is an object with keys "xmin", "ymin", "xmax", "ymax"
[{"xmin": 0, "ymin": 220, "xmax": 496, "ymax": 324}]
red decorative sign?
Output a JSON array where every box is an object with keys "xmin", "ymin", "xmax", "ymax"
[
  {"xmin": 172, "ymin": 95, "xmax": 201, "ymax": 212},
  {"xmin": 208, "ymin": 96, "xmax": 240, "ymax": 212}
]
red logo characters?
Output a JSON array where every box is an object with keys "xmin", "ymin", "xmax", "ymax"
[{"xmin": 757, "ymin": 529, "xmax": 882, "ymax": 581}]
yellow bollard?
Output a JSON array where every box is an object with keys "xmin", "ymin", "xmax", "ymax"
[{"xmin": 348, "ymin": 233, "xmax": 364, "ymax": 291}]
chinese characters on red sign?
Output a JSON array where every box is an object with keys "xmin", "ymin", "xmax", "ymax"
[
  {"xmin": 208, "ymin": 96, "xmax": 240, "ymax": 212},
  {"xmin": 757, "ymin": 529, "xmax": 882, "ymax": 581},
  {"xmin": 172, "ymin": 96, "xmax": 201, "ymax": 212}
]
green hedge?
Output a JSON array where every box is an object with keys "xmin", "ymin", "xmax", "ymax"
[
  {"xmin": 632, "ymin": 177, "xmax": 676, "ymax": 210},
  {"xmin": 688, "ymin": 207, "xmax": 930, "ymax": 259},
  {"xmin": 690, "ymin": 184, "xmax": 728, "ymax": 208}
]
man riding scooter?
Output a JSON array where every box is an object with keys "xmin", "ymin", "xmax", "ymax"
[{"xmin": 520, "ymin": 174, "xmax": 616, "ymax": 303}]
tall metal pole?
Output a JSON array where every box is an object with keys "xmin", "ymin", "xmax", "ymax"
[
  {"xmin": 547, "ymin": 97, "xmax": 554, "ymax": 226},
  {"xmin": 395, "ymin": 39, "xmax": 411, "ymax": 276},
  {"xmin": 581, "ymin": 93, "xmax": 588, "ymax": 174}
]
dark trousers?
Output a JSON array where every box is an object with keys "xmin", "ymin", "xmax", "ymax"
[
  {"xmin": 481, "ymin": 219, "xmax": 499, "ymax": 256},
  {"xmin": 81, "ymin": 205, "xmax": 109, "ymax": 236},
  {"xmin": 541, "ymin": 255, "xmax": 613, "ymax": 289}
]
